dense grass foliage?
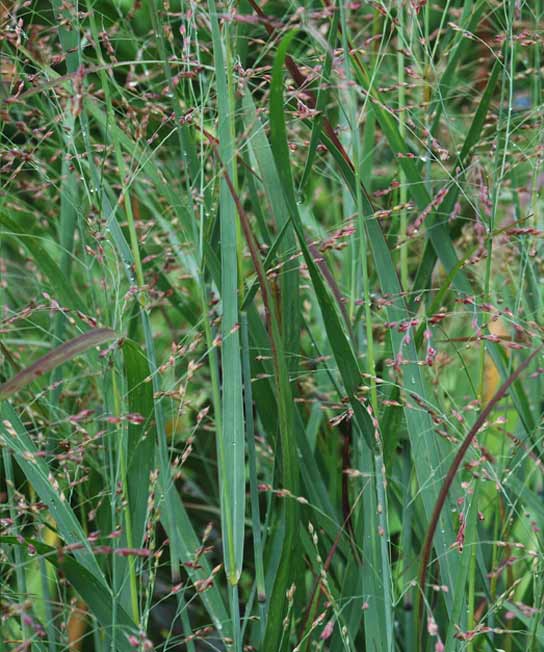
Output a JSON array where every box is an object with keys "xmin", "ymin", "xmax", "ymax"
[{"xmin": 1, "ymin": 1, "xmax": 544, "ymax": 650}]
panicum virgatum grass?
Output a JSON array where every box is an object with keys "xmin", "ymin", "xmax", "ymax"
[{"xmin": 1, "ymin": 1, "xmax": 544, "ymax": 651}]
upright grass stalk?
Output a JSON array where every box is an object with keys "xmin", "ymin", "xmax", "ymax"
[
  {"xmin": 241, "ymin": 312, "xmax": 266, "ymax": 644},
  {"xmin": 396, "ymin": 0, "xmax": 409, "ymax": 292},
  {"xmin": 479, "ymin": 0, "xmax": 516, "ymax": 402},
  {"xmin": 338, "ymin": 1, "xmax": 378, "ymax": 413},
  {"xmin": 2, "ymin": 449, "xmax": 31, "ymax": 643},
  {"xmin": 338, "ymin": 6, "xmax": 392, "ymax": 650},
  {"xmin": 211, "ymin": 128, "xmax": 299, "ymax": 652},
  {"xmin": 207, "ymin": 0, "xmax": 245, "ymax": 594}
]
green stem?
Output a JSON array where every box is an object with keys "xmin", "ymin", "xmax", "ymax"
[
  {"xmin": 479, "ymin": 0, "xmax": 515, "ymax": 400},
  {"xmin": 112, "ymin": 371, "xmax": 139, "ymax": 624},
  {"xmin": 2, "ymin": 449, "xmax": 31, "ymax": 642},
  {"xmin": 339, "ymin": 2, "xmax": 378, "ymax": 412},
  {"xmin": 397, "ymin": 0, "xmax": 409, "ymax": 292}
]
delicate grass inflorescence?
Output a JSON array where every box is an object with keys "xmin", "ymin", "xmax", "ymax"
[{"xmin": 1, "ymin": 1, "xmax": 544, "ymax": 651}]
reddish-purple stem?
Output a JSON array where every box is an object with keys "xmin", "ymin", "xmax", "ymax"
[{"xmin": 417, "ymin": 343, "xmax": 543, "ymax": 641}]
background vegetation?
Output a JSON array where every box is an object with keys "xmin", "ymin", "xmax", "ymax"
[{"xmin": 1, "ymin": 0, "xmax": 544, "ymax": 650}]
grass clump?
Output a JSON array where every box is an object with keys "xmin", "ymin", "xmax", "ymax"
[{"xmin": 1, "ymin": 1, "xmax": 544, "ymax": 650}]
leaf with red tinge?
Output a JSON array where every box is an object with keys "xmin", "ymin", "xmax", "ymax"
[{"xmin": 0, "ymin": 328, "xmax": 116, "ymax": 399}]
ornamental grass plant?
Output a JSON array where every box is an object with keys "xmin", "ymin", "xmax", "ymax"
[{"xmin": 1, "ymin": 1, "xmax": 544, "ymax": 651}]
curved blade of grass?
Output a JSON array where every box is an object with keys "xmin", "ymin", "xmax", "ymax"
[
  {"xmin": 0, "ymin": 328, "xmax": 116, "ymax": 400},
  {"xmin": 346, "ymin": 60, "xmax": 473, "ymax": 296},
  {"xmin": 417, "ymin": 343, "xmax": 544, "ymax": 645},
  {"xmin": 90, "ymin": 78, "xmax": 236, "ymax": 652},
  {"xmin": 270, "ymin": 31, "xmax": 375, "ymax": 449},
  {"xmin": 241, "ymin": 90, "xmax": 302, "ymax": 364},
  {"xmin": 80, "ymin": 72, "xmax": 232, "ymax": 639},
  {"xmin": 267, "ymin": 23, "xmax": 460, "ymax": 616},
  {"xmin": 318, "ymin": 122, "xmax": 462, "ymax": 603},
  {"xmin": 248, "ymin": 0, "xmax": 470, "ymax": 297},
  {"xmin": 380, "ymin": 242, "xmax": 481, "ymax": 464}
]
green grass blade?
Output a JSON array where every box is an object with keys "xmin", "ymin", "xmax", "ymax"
[
  {"xmin": 241, "ymin": 312, "xmax": 266, "ymax": 643},
  {"xmin": 122, "ymin": 340, "xmax": 155, "ymax": 548},
  {"xmin": 208, "ymin": 0, "xmax": 245, "ymax": 589}
]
